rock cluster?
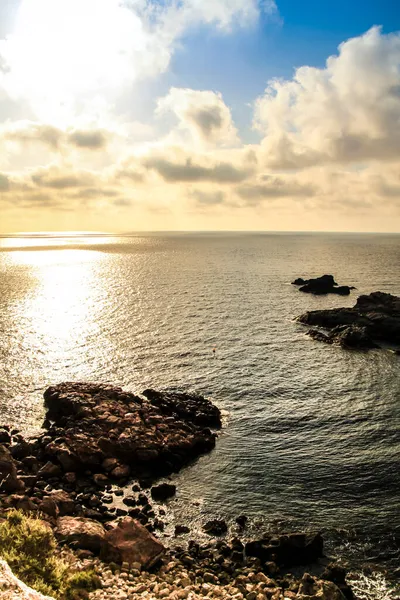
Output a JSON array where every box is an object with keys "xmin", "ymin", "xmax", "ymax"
[
  {"xmin": 43, "ymin": 383, "xmax": 221, "ymax": 479},
  {"xmin": 298, "ymin": 291, "xmax": 400, "ymax": 350},
  {"xmin": 0, "ymin": 383, "xmax": 356, "ymax": 600},
  {"xmin": 83, "ymin": 540, "xmax": 352, "ymax": 600},
  {"xmin": 0, "ymin": 383, "xmax": 222, "ymax": 567},
  {"xmin": 292, "ymin": 275, "xmax": 353, "ymax": 296}
]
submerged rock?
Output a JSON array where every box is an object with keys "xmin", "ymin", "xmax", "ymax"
[
  {"xmin": 292, "ymin": 274, "xmax": 352, "ymax": 296},
  {"xmin": 298, "ymin": 291, "xmax": 400, "ymax": 350}
]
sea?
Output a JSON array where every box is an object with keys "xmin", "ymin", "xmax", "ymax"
[{"xmin": 0, "ymin": 232, "xmax": 399, "ymax": 598}]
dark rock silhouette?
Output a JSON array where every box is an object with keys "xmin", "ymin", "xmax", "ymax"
[
  {"xmin": 298, "ymin": 291, "xmax": 400, "ymax": 350},
  {"xmin": 245, "ymin": 532, "xmax": 324, "ymax": 566},
  {"xmin": 292, "ymin": 274, "xmax": 352, "ymax": 295}
]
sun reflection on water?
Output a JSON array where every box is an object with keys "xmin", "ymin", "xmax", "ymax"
[{"xmin": 2, "ymin": 247, "xmax": 112, "ymax": 429}]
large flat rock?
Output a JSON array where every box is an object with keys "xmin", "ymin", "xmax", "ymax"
[{"xmin": 42, "ymin": 382, "xmax": 221, "ymax": 478}]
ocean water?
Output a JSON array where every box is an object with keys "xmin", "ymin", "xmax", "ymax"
[{"xmin": 0, "ymin": 232, "xmax": 399, "ymax": 588}]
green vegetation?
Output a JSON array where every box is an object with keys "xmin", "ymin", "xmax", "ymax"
[{"xmin": 0, "ymin": 510, "xmax": 100, "ymax": 599}]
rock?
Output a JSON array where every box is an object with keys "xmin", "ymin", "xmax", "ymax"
[
  {"xmin": 203, "ymin": 520, "xmax": 228, "ymax": 536},
  {"xmin": 93, "ymin": 473, "xmax": 109, "ymax": 487},
  {"xmin": 10, "ymin": 439, "xmax": 37, "ymax": 460},
  {"xmin": 142, "ymin": 389, "xmax": 222, "ymax": 428},
  {"xmin": 19, "ymin": 475, "xmax": 37, "ymax": 489},
  {"xmin": 0, "ymin": 559, "xmax": 55, "ymax": 599},
  {"xmin": 322, "ymin": 564, "xmax": 355, "ymax": 600},
  {"xmin": 37, "ymin": 462, "xmax": 62, "ymax": 479},
  {"xmin": 21, "ymin": 456, "xmax": 39, "ymax": 473},
  {"xmin": 0, "ymin": 430, "xmax": 11, "ymax": 445},
  {"xmin": 174, "ymin": 525, "xmax": 190, "ymax": 536},
  {"xmin": 102, "ymin": 517, "xmax": 165, "ymax": 569},
  {"xmin": 39, "ymin": 497, "xmax": 59, "ymax": 519},
  {"xmin": 307, "ymin": 325, "xmax": 378, "ymax": 350},
  {"xmin": 0, "ymin": 445, "xmax": 25, "ymax": 493},
  {"xmin": 151, "ymin": 483, "xmax": 176, "ymax": 502},
  {"xmin": 42, "ymin": 383, "xmax": 221, "ymax": 480},
  {"xmin": 292, "ymin": 274, "xmax": 351, "ymax": 296},
  {"xmin": 102, "ymin": 458, "xmax": 119, "ymax": 473},
  {"xmin": 63, "ymin": 472, "xmax": 76, "ymax": 484},
  {"xmin": 297, "ymin": 573, "xmax": 346, "ymax": 599},
  {"xmin": 110, "ymin": 465, "xmax": 131, "ymax": 479},
  {"xmin": 47, "ymin": 490, "xmax": 76, "ymax": 515},
  {"xmin": 245, "ymin": 532, "xmax": 323, "ymax": 566},
  {"xmin": 56, "ymin": 516, "xmax": 106, "ymax": 552},
  {"xmin": 298, "ymin": 291, "xmax": 400, "ymax": 350},
  {"xmin": 236, "ymin": 515, "xmax": 248, "ymax": 528},
  {"xmin": 4, "ymin": 495, "xmax": 37, "ymax": 513}
]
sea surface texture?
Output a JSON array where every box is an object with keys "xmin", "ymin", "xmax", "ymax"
[{"xmin": 0, "ymin": 232, "xmax": 399, "ymax": 582}]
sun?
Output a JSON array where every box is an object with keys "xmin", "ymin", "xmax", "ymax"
[{"xmin": 0, "ymin": 0, "xmax": 147, "ymax": 125}]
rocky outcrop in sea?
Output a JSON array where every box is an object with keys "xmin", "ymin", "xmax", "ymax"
[
  {"xmin": 297, "ymin": 291, "xmax": 400, "ymax": 350},
  {"xmin": 292, "ymin": 275, "xmax": 353, "ymax": 296}
]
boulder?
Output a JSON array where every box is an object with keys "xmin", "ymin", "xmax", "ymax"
[
  {"xmin": 322, "ymin": 564, "xmax": 355, "ymax": 600},
  {"xmin": 0, "ymin": 559, "xmax": 55, "ymax": 600},
  {"xmin": 203, "ymin": 519, "xmax": 228, "ymax": 536},
  {"xmin": 298, "ymin": 292, "xmax": 400, "ymax": 350},
  {"xmin": 37, "ymin": 462, "xmax": 62, "ymax": 479},
  {"xmin": 0, "ymin": 430, "xmax": 11, "ymax": 445},
  {"xmin": 0, "ymin": 445, "xmax": 25, "ymax": 493},
  {"xmin": 56, "ymin": 516, "xmax": 106, "ymax": 552},
  {"xmin": 297, "ymin": 573, "xmax": 346, "ymax": 599},
  {"xmin": 150, "ymin": 483, "xmax": 176, "ymax": 502},
  {"xmin": 102, "ymin": 517, "xmax": 165, "ymax": 568},
  {"xmin": 47, "ymin": 490, "xmax": 76, "ymax": 516}
]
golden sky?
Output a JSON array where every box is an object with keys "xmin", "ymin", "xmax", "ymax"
[{"xmin": 0, "ymin": 1, "xmax": 400, "ymax": 232}]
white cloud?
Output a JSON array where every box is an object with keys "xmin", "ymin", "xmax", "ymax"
[
  {"xmin": 255, "ymin": 27, "xmax": 400, "ymax": 167},
  {"xmin": 157, "ymin": 87, "xmax": 239, "ymax": 146},
  {"xmin": 0, "ymin": 0, "xmax": 276, "ymax": 126}
]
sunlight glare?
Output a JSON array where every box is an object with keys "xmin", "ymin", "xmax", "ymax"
[{"xmin": 1, "ymin": 0, "xmax": 148, "ymax": 124}]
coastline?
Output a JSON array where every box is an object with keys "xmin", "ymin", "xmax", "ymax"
[{"xmin": 1, "ymin": 382, "xmax": 398, "ymax": 599}]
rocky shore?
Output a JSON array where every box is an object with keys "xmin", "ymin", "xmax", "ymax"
[
  {"xmin": 297, "ymin": 291, "xmax": 400, "ymax": 350},
  {"xmin": 0, "ymin": 383, "xmax": 360, "ymax": 599}
]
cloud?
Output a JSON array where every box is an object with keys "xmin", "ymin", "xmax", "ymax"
[
  {"xmin": 67, "ymin": 129, "xmax": 109, "ymax": 150},
  {"xmin": 191, "ymin": 189, "xmax": 226, "ymax": 205},
  {"xmin": 0, "ymin": 120, "xmax": 111, "ymax": 152},
  {"xmin": 157, "ymin": 87, "xmax": 239, "ymax": 146},
  {"xmin": 30, "ymin": 164, "xmax": 96, "ymax": 189},
  {"xmin": 0, "ymin": 0, "xmax": 276, "ymax": 125},
  {"xmin": 255, "ymin": 27, "xmax": 400, "ymax": 167},
  {"xmin": 236, "ymin": 176, "xmax": 316, "ymax": 202},
  {"xmin": 1, "ymin": 121, "xmax": 63, "ymax": 149},
  {"xmin": 0, "ymin": 172, "xmax": 10, "ymax": 191},
  {"xmin": 144, "ymin": 150, "xmax": 252, "ymax": 183}
]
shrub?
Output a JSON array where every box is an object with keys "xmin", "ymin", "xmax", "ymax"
[{"xmin": 0, "ymin": 510, "xmax": 100, "ymax": 599}]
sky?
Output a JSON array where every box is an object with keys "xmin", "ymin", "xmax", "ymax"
[{"xmin": 0, "ymin": 0, "xmax": 399, "ymax": 233}]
